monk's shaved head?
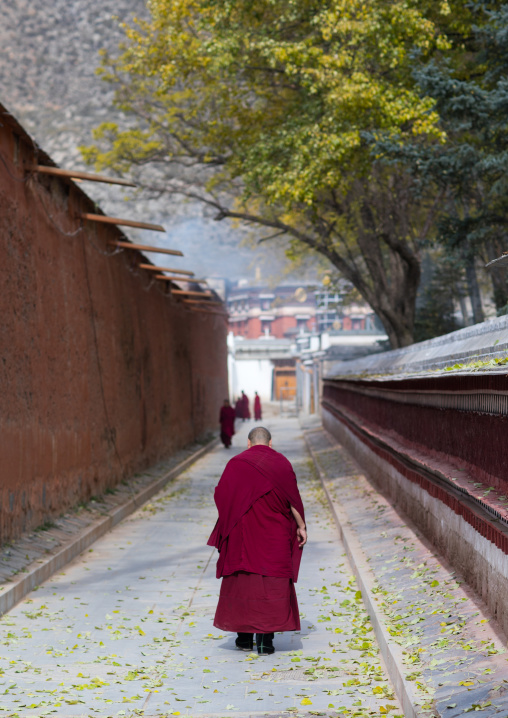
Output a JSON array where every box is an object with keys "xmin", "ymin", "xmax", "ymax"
[{"xmin": 248, "ymin": 426, "xmax": 272, "ymax": 446}]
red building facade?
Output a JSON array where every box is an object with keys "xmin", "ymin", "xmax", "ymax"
[
  {"xmin": 228, "ymin": 285, "xmax": 316, "ymax": 339},
  {"xmin": 227, "ymin": 283, "xmax": 377, "ymax": 339}
]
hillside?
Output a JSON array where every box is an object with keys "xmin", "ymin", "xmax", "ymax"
[{"xmin": 0, "ymin": 0, "xmax": 286, "ymax": 279}]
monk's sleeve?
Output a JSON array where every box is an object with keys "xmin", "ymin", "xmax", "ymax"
[
  {"xmin": 206, "ymin": 460, "xmax": 235, "ymax": 549},
  {"xmin": 207, "ymin": 471, "xmax": 227, "ymax": 549},
  {"xmin": 289, "ymin": 466, "xmax": 305, "ymax": 523},
  {"xmin": 207, "ymin": 518, "xmax": 220, "ymax": 548}
]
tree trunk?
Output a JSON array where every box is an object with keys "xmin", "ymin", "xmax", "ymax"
[
  {"xmin": 350, "ymin": 251, "xmax": 419, "ymax": 349},
  {"xmin": 464, "ymin": 256, "xmax": 484, "ymax": 325},
  {"xmin": 374, "ymin": 306, "xmax": 417, "ymax": 348},
  {"xmin": 218, "ymin": 176, "xmax": 423, "ymax": 349},
  {"xmin": 330, "ymin": 256, "xmax": 419, "ymax": 349},
  {"xmin": 486, "ymin": 238, "xmax": 508, "ymax": 311},
  {"xmin": 455, "ymin": 284, "xmax": 470, "ymax": 326}
]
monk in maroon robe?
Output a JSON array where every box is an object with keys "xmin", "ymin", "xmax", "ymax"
[
  {"xmin": 219, "ymin": 399, "xmax": 236, "ymax": 449},
  {"xmin": 234, "ymin": 397, "xmax": 243, "ymax": 418},
  {"xmin": 241, "ymin": 390, "xmax": 251, "ymax": 421},
  {"xmin": 254, "ymin": 392, "xmax": 262, "ymax": 420},
  {"xmin": 208, "ymin": 426, "xmax": 306, "ymax": 655}
]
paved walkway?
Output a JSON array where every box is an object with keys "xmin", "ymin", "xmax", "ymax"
[{"xmin": 0, "ymin": 417, "xmax": 401, "ymax": 718}]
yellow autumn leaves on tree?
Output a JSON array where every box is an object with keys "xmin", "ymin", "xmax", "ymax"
[{"xmin": 82, "ymin": 0, "xmax": 479, "ymax": 347}]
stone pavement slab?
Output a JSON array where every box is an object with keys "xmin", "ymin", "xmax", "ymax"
[
  {"xmin": 0, "ymin": 417, "xmax": 401, "ymax": 718},
  {"xmin": 304, "ymin": 422, "xmax": 508, "ymax": 718}
]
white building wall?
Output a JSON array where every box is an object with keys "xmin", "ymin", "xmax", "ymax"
[
  {"xmin": 229, "ymin": 357, "xmax": 273, "ymax": 403},
  {"xmin": 227, "ymin": 350, "xmax": 238, "ymax": 403}
]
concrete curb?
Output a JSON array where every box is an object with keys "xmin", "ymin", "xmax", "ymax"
[
  {"xmin": 0, "ymin": 436, "xmax": 220, "ymax": 617},
  {"xmin": 304, "ymin": 429, "xmax": 426, "ymax": 718}
]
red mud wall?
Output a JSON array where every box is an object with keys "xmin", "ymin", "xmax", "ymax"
[
  {"xmin": 322, "ymin": 373, "xmax": 508, "ymax": 632},
  {"xmin": 0, "ymin": 108, "xmax": 228, "ymax": 543},
  {"xmin": 323, "ymin": 378, "xmax": 508, "ymax": 490}
]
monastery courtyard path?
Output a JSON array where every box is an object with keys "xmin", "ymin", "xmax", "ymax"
[{"xmin": 0, "ymin": 417, "xmax": 402, "ymax": 718}]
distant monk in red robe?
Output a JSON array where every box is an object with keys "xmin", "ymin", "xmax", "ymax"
[
  {"xmin": 234, "ymin": 397, "xmax": 243, "ymax": 418},
  {"xmin": 219, "ymin": 399, "xmax": 236, "ymax": 449},
  {"xmin": 254, "ymin": 392, "xmax": 262, "ymax": 421},
  {"xmin": 208, "ymin": 426, "xmax": 306, "ymax": 655},
  {"xmin": 241, "ymin": 390, "xmax": 251, "ymax": 421}
]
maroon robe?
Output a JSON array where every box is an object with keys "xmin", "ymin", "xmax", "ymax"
[
  {"xmin": 208, "ymin": 444, "xmax": 305, "ymax": 633},
  {"xmin": 219, "ymin": 405, "xmax": 236, "ymax": 448},
  {"xmin": 254, "ymin": 394, "xmax": 262, "ymax": 420},
  {"xmin": 234, "ymin": 398, "xmax": 243, "ymax": 418},
  {"xmin": 241, "ymin": 393, "xmax": 251, "ymax": 420}
]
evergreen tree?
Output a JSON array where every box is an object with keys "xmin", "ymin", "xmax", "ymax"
[
  {"xmin": 414, "ymin": 252, "xmax": 464, "ymax": 342},
  {"xmin": 375, "ymin": 2, "xmax": 508, "ymax": 319}
]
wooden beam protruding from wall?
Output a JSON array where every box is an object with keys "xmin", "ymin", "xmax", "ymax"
[
  {"xmin": 139, "ymin": 264, "xmax": 194, "ymax": 276},
  {"xmin": 155, "ymin": 274, "xmax": 207, "ymax": 283},
  {"xmin": 183, "ymin": 299, "xmax": 223, "ymax": 306},
  {"xmin": 171, "ymin": 289, "xmax": 213, "ymax": 298},
  {"xmin": 82, "ymin": 213, "xmax": 165, "ymax": 233},
  {"xmin": 108, "ymin": 241, "xmax": 183, "ymax": 257},
  {"xmin": 32, "ymin": 165, "xmax": 136, "ymax": 187}
]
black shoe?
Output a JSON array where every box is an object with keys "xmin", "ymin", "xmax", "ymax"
[
  {"xmin": 235, "ymin": 632, "xmax": 254, "ymax": 651},
  {"xmin": 256, "ymin": 632, "xmax": 275, "ymax": 655}
]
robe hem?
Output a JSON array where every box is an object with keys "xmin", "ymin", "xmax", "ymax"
[{"xmin": 213, "ymin": 619, "xmax": 300, "ymax": 633}]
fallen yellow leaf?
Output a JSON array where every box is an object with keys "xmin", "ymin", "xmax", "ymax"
[{"xmin": 300, "ymin": 697, "xmax": 312, "ymax": 705}]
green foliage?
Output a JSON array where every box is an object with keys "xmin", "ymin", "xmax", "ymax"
[
  {"xmin": 375, "ymin": 2, "xmax": 508, "ymax": 315},
  {"xmin": 83, "ymin": 0, "xmax": 508, "ymax": 346},
  {"xmin": 85, "ymin": 0, "xmax": 445, "ymax": 189},
  {"xmin": 82, "ymin": 0, "xmax": 463, "ymax": 348},
  {"xmin": 444, "ymin": 355, "xmax": 508, "ymax": 372}
]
